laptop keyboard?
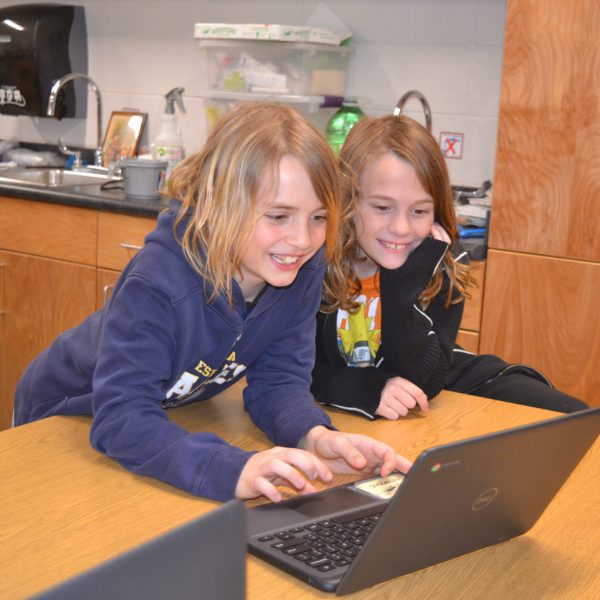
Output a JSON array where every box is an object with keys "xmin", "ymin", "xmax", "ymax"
[{"xmin": 256, "ymin": 508, "xmax": 382, "ymax": 572}]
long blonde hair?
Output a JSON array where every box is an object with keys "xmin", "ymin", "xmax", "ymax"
[
  {"xmin": 339, "ymin": 114, "xmax": 474, "ymax": 308},
  {"xmin": 169, "ymin": 102, "xmax": 349, "ymax": 305}
]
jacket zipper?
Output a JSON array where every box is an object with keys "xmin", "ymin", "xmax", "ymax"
[{"xmin": 163, "ymin": 332, "xmax": 243, "ymax": 408}]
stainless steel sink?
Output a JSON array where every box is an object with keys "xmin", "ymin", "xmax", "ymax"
[{"xmin": 0, "ymin": 167, "xmax": 114, "ymax": 188}]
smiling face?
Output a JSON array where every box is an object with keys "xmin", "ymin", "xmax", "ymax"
[
  {"xmin": 353, "ymin": 152, "xmax": 435, "ymax": 278},
  {"xmin": 234, "ymin": 155, "xmax": 328, "ymax": 301}
]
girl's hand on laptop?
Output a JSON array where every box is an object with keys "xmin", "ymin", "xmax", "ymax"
[
  {"xmin": 376, "ymin": 377, "xmax": 428, "ymax": 419},
  {"xmin": 235, "ymin": 446, "xmax": 333, "ymax": 503},
  {"xmin": 300, "ymin": 426, "xmax": 412, "ymax": 478}
]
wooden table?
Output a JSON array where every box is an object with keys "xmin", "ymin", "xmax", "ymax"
[{"xmin": 1, "ymin": 383, "xmax": 599, "ymax": 599}]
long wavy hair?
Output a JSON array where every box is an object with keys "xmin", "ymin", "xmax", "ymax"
[
  {"xmin": 168, "ymin": 102, "xmax": 349, "ymax": 306},
  {"xmin": 338, "ymin": 114, "xmax": 474, "ymax": 309}
]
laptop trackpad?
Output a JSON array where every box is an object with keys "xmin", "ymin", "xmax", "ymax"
[{"xmin": 247, "ymin": 486, "xmax": 382, "ymax": 536}]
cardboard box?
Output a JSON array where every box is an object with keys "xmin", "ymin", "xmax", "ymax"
[{"xmin": 194, "ymin": 23, "xmax": 345, "ymax": 45}]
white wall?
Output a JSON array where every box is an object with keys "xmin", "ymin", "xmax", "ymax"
[{"xmin": 0, "ymin": 0, "xmax": 505, "ymax": 186}]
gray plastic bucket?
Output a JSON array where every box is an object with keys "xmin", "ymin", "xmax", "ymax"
[{"xmin": 120, "ymin": 158, "xmax": 167, "ymax": 199}]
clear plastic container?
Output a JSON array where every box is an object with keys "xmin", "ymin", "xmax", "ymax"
[{"xmin": 197, "ymin": 40, "xmax": 352, "ymax": 97}]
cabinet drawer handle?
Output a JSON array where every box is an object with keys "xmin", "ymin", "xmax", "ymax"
[
  {"xmin": 120, "ymin": 243, "xmax": 143, "ymax": 251},
  {"xmin": 102, "ymin": 284, "xmax": 115, "ymax": 306}
]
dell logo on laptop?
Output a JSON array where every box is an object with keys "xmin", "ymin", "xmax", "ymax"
[{"xmin": 472, "ymin": 487, "xmax": 498, "ymax": 510}]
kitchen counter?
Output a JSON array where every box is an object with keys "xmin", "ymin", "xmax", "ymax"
[{"xmin": 0, "ymin": 179, "xmax": 169, "ymax": 218}]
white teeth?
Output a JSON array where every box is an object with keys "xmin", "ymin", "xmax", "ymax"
[{"xmin": 272, "ymin": 254, "xmax": 299, "ymax": 265}]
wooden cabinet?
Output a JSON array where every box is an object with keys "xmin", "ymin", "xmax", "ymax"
[
  {"xmin": 488, "ymin": 0, "xmax": 600, "ymax": 263},
  {"xmin": 480, "ymin": 0, "xmax": 600, "ymax": 407},
  {"xmin": 96, "ymin": 212, "xmax": 155, "ymax": 310},
  {"xmin": 97, "ymin": 212, "xmax": 155, "ymax": 271},
  {"xmin": 457, "ymin": 260, "xmax": 485, "ymax": 354},
  {"xmin": 480, "ymin": 250, "xmax": 600, "ymax": 401},
  {"xmin": 96, "ymin": 269, "xmax": 120, "ymax": 311},
  {"xmin": 0, "ymin": 196, "xmax": 156, "ymax": 430},
  {"xmin": 0, "ymin": 196, "xmax": 97, "ymax": 264},
  {"xmin": 0, "ymin": 250, "xmax": 97, "ymax": 429},
  {"xmin": 0, "ymin": 196, "xmax": 98, "ymax": 430}
]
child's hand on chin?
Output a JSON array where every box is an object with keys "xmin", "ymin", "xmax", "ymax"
[{"xmin": 430, "ymin": 222, "xmax": 451, "ymax": 244}]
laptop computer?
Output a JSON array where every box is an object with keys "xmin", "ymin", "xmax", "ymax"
[
  {"xmin": 248, "ymin": 407, "xmax": 600, "ymax": 595},
  {"xmin": 31, "ymin": 499, "xmax": 246, "ymax": 600}
]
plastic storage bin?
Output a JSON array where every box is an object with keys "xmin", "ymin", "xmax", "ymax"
[{"xmin": 196, "ymin": 39, "xmax": 352, "ymax": 97}]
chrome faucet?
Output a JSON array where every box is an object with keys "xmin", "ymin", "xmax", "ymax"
[
  {"xmin": 393, "ymin": 90, "xmax": 432, "ymax": 132},
  {"xmin": 47, "ymin": 73, "xmax": 104, "ymax": 167}
]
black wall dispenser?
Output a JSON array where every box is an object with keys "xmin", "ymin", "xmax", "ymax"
[{"xmin": 0, "ymin": 3, "xmax": 88, "ymax": 118}]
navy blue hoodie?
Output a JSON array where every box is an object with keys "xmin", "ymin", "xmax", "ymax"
[{"xmin": 14, "ymin": 200, "xmax": 332, "ymax": 501}]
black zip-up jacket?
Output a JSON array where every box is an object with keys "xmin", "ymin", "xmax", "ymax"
[{"xmin": 311, "ymin": 238, "xmax": 540, "ymax": 419}]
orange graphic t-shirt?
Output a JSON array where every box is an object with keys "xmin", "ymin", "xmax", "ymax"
[{"xmin": 336, "ymin": 273, "xmax": 382, "ymax": 367}]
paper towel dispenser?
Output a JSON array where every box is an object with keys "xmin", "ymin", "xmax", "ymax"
[{"xmin": 0, "ymin": 3, "xmax": 88, "ymax": 118}]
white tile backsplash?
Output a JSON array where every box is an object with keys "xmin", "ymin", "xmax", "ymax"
[
  {"xmin": 435, "ymin": 115, "xmax": 499, "ymax": 186},
  {"xmin": 476, "ymin": 0, "xmax": 507, "ymax": 45},
  {"xmin": 351, "ymin": 43, "xmax": 472, "ymax": 115},
  {"xmin": 99, "ymin": 38, "xmax": 202, "ymax": 94},
  {"xmin": 0, "ymin": 0, "xmax": 506, "ymax": 185},
  {"xmin": 302, "ymin": 0, "xmax": 415, "ymax": 43},
  {"xmin": 412, "ymin": 0, "xmax": 478, "ymax": 45},
  {"xmin": 199, "ymin": 0, "xmax": 304, "ymax": 25},
  {"xmin": 467, "ymin": 44, "xmax": 504, "ymax": 117},
  {"xmin": 109, "ymin": 1, "xmax": 200, "ymax": 39}
]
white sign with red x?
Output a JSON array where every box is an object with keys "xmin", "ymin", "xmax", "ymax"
[{"xmin": 439, "ymin": 132, "xmax": 464, "ymax": 159}]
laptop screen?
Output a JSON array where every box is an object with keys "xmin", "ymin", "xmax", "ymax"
[{"xmin": 30, "ymin": 500, "xmax": 246, "ymax": 600}]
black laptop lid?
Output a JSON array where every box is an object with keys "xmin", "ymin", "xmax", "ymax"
[
  {"xmin": 247, "ymin": 408, "xmax": 599, "ymax": 594},
  {"xmin": 337, "ymin": 407, "xmax": 600, "ymax": 594},
  {"xmin": 30, "ymin": 500, "xmax": 246, "ymax": 600}
]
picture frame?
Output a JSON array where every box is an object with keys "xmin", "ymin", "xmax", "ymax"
[{"xmin": 101, "ymin": 110, "xmax": 147, "ymax": 166}]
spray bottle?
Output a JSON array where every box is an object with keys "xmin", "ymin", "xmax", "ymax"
[{"xmin": 152, "ymin": 87, "xmax": 186, "ymax": 191}]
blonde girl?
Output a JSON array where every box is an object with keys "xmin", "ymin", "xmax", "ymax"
[{"xmin": 15, "ymin": 104, "xmax": 411, "ymax": 502}]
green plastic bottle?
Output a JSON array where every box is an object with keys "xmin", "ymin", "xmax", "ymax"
[{"xmin": 325, "ymin": 98, "xmax": 365, "ymax": 154}]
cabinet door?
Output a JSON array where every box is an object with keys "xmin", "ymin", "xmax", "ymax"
[
  {"xmin": 490, "ymin": 0, "xmax": 600, "ymax": 261},
  {"xmin": 456, "ymin": 330, "xmax": 479, "ymax": 354},
  {"xmin": 479, "ymin": 249, "xmax": 600, "ymax": 407},
  {"xmin": 0, "ymin": 196, "xmax": 97, "ymax": 265},
  {"xmin": 97, "ymin": 269, "xmax": 121, "ymax": 310},
  {"xmin": 0, "ymin": 251, "xmax": 96, "ymax": 430},
  {"xmin": 96, "ymin": 213, "xmax": 156, "ymax": 309},
  {"xmin": 460, "ymin": 260, "xmax": 485, "ymax": 332},
  {"xmin": 0, "ymin": 258, "xmax": 5, "ymax": 427},
  {"xmin": 455, "ymin": 261, "xmax": 486, "ymax": 354},
  {"xmin": 97, "ymin": 212, "xmax": 156, "ymax": 271}
]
